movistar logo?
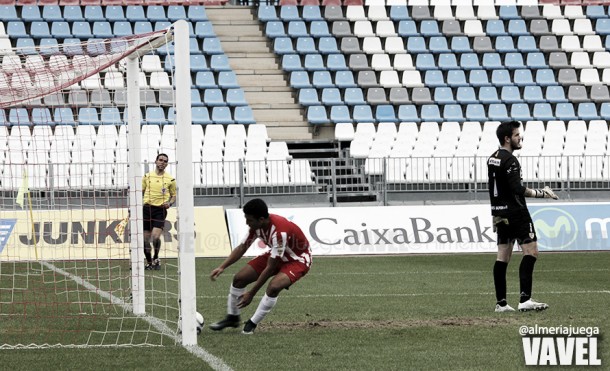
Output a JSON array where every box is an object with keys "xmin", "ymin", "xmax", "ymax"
[{"xmin": 531, "ymin": 208, "xmax": 578, "ymax": 250}]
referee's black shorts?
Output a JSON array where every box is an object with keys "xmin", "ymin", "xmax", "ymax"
[
  {"xmin": 496, "ymin": 211, "xmax": 537, "ymax": 246},
  {"xmin": 143, "ymin": 204, "xmax": 167, "ymax": 231}
]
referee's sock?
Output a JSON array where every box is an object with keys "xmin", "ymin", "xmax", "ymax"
[
  {"xmin": 519, "ymin": 255, "xmax": 537, "ymax": 303},
  {"xmin": 493, "ymin": 261, "xmax": 509, "ymax": 305}
]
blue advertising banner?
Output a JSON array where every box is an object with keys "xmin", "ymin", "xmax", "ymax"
[{"xmin": 529, "ymin": 203, "xmax": 610, "ymax": 251}]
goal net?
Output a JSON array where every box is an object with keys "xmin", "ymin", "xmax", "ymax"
[{"xmin": 0, "ymin": 21, "xmax": 197, "ymax": 348}]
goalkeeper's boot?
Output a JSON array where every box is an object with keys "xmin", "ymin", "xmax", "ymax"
[
  {"xmin": 145, "ymin": 262, "xmax": 154, "ymax": 270},
  {"xmin": 210, "ymin": 315, "xmax": 241, "ymax": 331},
  {"xmin": 518, "ymin": 299, "xmax": 549, "ymax": 312},
  {"xmin": 242, "ymin": 319, "xmax": 257, "ymax": 335},
  {"xmin": 495, "ymin": 303, "xmax": 515, "ymax": 313},
  {"xmin": 153, "ymin": 259, "xmax": 161, "ymax": 270}
]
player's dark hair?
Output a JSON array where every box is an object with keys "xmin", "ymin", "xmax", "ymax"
[
  {"xmin": 156, "ymin": 153, "xmax": 169, "ymax": 161},
  {"xmin": 243, "ymin": 199, "xmax": 269, "ymax": 219},
  {"xmin": 496, "ymin": 121, "xmax": 521, "ymax": 145}
]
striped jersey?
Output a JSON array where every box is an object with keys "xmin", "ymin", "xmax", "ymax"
[{"xmin": 242, "ymin": 214, "xmax": 312, "ymax": 267}]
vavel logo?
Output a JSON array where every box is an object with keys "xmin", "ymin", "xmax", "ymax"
[
  {"xmin": 0, "ymin": 219, "xmax": 17, "ymax": 253},
  {"xmin": 531, "ymin": 208, "xmax": 579, "ymax": 250}
]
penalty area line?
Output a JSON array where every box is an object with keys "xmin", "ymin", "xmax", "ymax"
[{"xmin": 40, "ymin": 261, "xmax": 233, "ymax": 371}]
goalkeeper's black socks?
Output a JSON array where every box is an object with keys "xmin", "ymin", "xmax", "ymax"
[
  {"xmin": 493, "ymin": 260, "xmax": 509, "ymax": 303},
  {"xmin": 519, "ymin": 255, "xmax": 537, "ymax": 303},
  {"xmin": 144, "ymin": 243, "xmax": 153, "ymax": 264},
  {"xmin": 153, "ymin": 239, "xmax": 161, "ymax": 260}
]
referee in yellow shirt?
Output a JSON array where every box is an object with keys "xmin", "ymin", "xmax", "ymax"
[{"xmin": 142, "ymin": 153, "xmax": 176, "ymax": 270}]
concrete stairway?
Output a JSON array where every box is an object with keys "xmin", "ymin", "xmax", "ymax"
[{"xmin": 205, "ymin": 6, "xmax": 334, "ymax": 141}]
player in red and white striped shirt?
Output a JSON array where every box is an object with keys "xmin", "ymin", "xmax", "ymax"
[{"xmin": 209, "ymin": 198, "xmax": 312, "ymax": 334}]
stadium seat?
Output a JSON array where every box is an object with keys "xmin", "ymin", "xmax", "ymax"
[
  {"xmin": 307, "ymin": 106, "xmax": 329, "ymax": 124},
  {"xmin": 352, "ymin": 105, "xmax": 374, "ymax": 123},
  {"xmin": 321, "ymin": 88, "xmax": 342, "ymax": 105},
  {"xmin": 433, "ymin": 87, "xmax": 454, "ymax": 104},
  {"xmin": 420, "ymin": 105, "xmax": 441, "ymax": 122},
  {"xmin": 330, "ymin": 105, "xmax": 351, "ymax": 123},
  {"xmin": 487, "ymin": 104, "xmax": 509, "ymax": 121},
  {"xmin": 375, "ymin": 105, "xmax": 397, "ymax": 123},
  {"xmin": 344, "ymin": 88, "xmax": 365, "ymax": 105},
  {"xmin": 397, "ymin": 105, "xmax": 420, "ymax": 123},
  {"xmin": 555, "ymin": 103, "xmax": 578, "ymax": 121},
  {"xmin": 533, "ymin": 103, "xmax": 554, "ymax": 121},
  {"xmin": 282, "ymin": 54, "xmax": 302, "ymax": 71},
  {"xmin": 479, "ymin": 87, "xmax": 500, "ymax": 104},
  {"xmin": 258, "ymin": 5, "xmax": 278, "ymax": 22}
]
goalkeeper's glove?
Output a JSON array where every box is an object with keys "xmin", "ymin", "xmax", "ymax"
[
  {"xmin": 534, "ymin": 186, "xmax": 559, "ymax": 200},
  {"xmin": 492, "ymin": 216, "xmax": 509, "ymax": 233}
]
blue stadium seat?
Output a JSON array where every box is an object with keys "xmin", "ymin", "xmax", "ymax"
[
  {"xmin": 451, "ymin": 36, "xmax": 471, "ymax": 53},
  {"xmin": 16, "ymin": 38, "xmax": 36, "ymax": 55},
  {"xmin": 420, "ymin": 104, "xmax": 442, "ymax": 122},
  {"xmin": 313, "ymin": 71, "xmax": 334, "ymax": 88},
  {"xmin": 318, "ymin": 37, "xmax": 339, "ymax": 54},
  {"xmin": 101, "ymin": 107, "xmax": 121, "ymax": 125},
  {"xmin": 461, "ymin": 53, "xmax": 483, "ymax": 70},
  {"xmin": 22, "ymin": 6, "xmax": 42, "ymax": 22},
  {"xmin": 192, "ymin": 107, "xmax": 212, "ymax": 125},
  {"xmin": 274, "ymin": 37, "xmax": 294, "ymax": 54},
  {"xmin": 456, "ymin": 87, "xmax": 477, "ymax": 104},
  {"xmin": 188, "ymin": 6, "xmax": 208, "ymax": 22},
  {"xmin": 390, "ymin": 6, "xmax": 410, "ymax": 21},
  {"xmin": 578, "ymin": 103, "xmax": 599, "ymax": 120},
  {"xmin": 63, "ymin": 38, "xmax": 83, "ymax": 56},
  {"xmin": 266, "ymin": 21, "xmax": 286, "ymax": 38},
  {"xmin": 78, "ymin": 108, "xmax": 100, "ymax": 126},
  {"xmin": 195, "ymin": 22, "xmax": 215, "ymax": 38},
  {"xmin": 495, "ymin": 36, "xmax": 516, "ymax": 53},
  {"xmin": 209, "ymin": 55, "xmax": 230, "ymax": 72},
  {"xmin": 334, "ymin": 71, "xmax": 357, "ymax": 88},
  {"xmin": 299, "ymin": 88, "xmax": 320, "ymax": 106},
  {"xmin": 290, "ymin": 71, "xmax": 311, "ymax": 88},
  {"xmin": 92, "ymin": 21, "xmax": 113, "ymax": 38},
  {"xmin": 429, "ymin": 36, "xmax": 450, "ymax": 54},
  {"xmin": 302, "ymin": 6, "xmax": 323, "ymax": 22},
  {"xmin": 517, "ymin": 36, "xmax": 537, "ymax": 52},
  {"xmin": 167, "ymin": 6, "xmax": 187, "ymax": 22},
  {"xmin": 352, "ymin": 105, "xmax": 374, "ymax": 123},
  {"xmin": 226, "ymin": 89, "xmax": 247, "ymax": 106},
  {"xmin": 535, "ymin": 69, "xmax": 556, "ymax": 86},
  {"xmin": 145, "ymin": 107, "xmax": 167, "ymax": 125},
  {"xmin": 326, "ymin": 54, "xmax": 347, "ymax": 71},
  {"xmin": 87, "ymin": 39, "xmax": 106, "ymax": 56},
  {"xmin": 296, "ymin": 37, "xmax": 316, "ymax": 54},
  {"xmin": 374, "ymin": 105, "xmax": 397, "ymax": 123},
  {"xmin": 434, "ymin": 87, "xmax": 455, "ymax": 104},
  {"xmin": 481, "ymin": 53, "xmax": 501, "ymax": 70},
  {"xmin": 113, "ymin": 22, "xmax": 133, "ymax": 37},
  {"xmin": 504, "ymin": 53, "xmax": 525, "ymax": 70},
  {"xmin": 84, "ymin": 6, "xmax": 105, "ymax": 22},
  {"xmin": 234, "ymin": 106, "xmax": 255, "ymax": 125},
  {"xmin": 407, "ymin": 37, "xmax": 427, "ymax": 53},
  {"xmin": 555, "ymin": 103, "xmax": 578, "ymax": 121},
  {"xmin": 526, "ymin": 52, "xmax": 547, "ymax": 69},
  {"xmin": 487, "ymin": 104, "xmax": 509, "ymax": 121},
  {"xmin": 470, "ymin": 70, "xmax": 491, "ymax": 87},
  {"xmin": 443, "ymin": 104, "xmax": 465, "ymax": 122},
  {"xmin": 310, "ymin": 21, "xmax": 331, "ymax": 38},
  {"xmin": 447, "ymin": 70, "xmax": 468, "ymax": 87},
  {"xmin": 546, "ymin": 85, "xmax": 568, "ymax": 103},
  {"xmin": 508, "ymin": 20, "xmax": 528, "ymax": 36},
  {"xmin": 307, "ymin": 106, "xmax": 329, "ymax": 124},
  {"xmin": 523, "ymin": 86, "xmax": 544, "ymax": 103},
  {"xmin": 203, "ymin": 38, "xmax": 223, "ymax": 54},
  {"xmin": 415, "ymin": 54, "xmax": 436, "ymax": 70},
  {"xmin": 42, "ymin": 6, "xmax": 63, "ymax": 22},
  {"xmin": 600, "ymin": 103, "xmax": 610, "ymax": 120},
  {"xmin": 498, "ymin": 5, "xmax": 519, "ymax": 20},
  {"xmin": 30, "ymin": 22, "xmax": 51, "ymax": 39},
  {"xmin": 510, "ymin": 103, "xmax": 532, "ymax": 121},
  {"xmin": 344, "ymin": 88, "xmax": 366, "ymax": 105},
  {"xmin": 479, "ymin": 87, "xmax": 500, "ymax": 104},
  {"xmin": 304, "ymin": 54, "xmax": 325, "ymax": 71},
  {"xmin": 258, "ymin": 5, "xmax": 278, "ymax": 22},
  {"xmin": 134, "ymin": 21, "xmax": 153, "ymax": 34},
  {"xmin": 595, "ymin": 19, "xmax": 610, "ymax": 35},
  {"xmin": 490, "ymin": 69, "xmax": 511, "ymax": 87},
  {"xmin": 32, "ymin": 108, "xmax": 52, "ymax": 125},
  {"xmin": 190, "ymin": 89, "xmax": 203, "ymax": 107},
  {"xmin": 154, "ymin": 21, "xmax": 171, "ymax": 32},
  {"xmin": 204, "ymin": 89, "xmax": 225, "ymax": 106},
  {"xmin": 586, "ymin": 5, "xmax": 606, "ymax": 19},
  {"xmin": 52, "ymin": 108, "xmax": 74, "ymax": 125},
  {"xmin": 218, "ymin": 72, "xmax": 239, "ymax": 89},
  {"xmin": 105, "ymin": 6, "xmax": 125, "ymax": 22},
  {"xmin": 330, "ymin": 105, "xmax": 351, "ymax": 123},
  {"xmin": 486, "ymin": 20, "xmax": 506, "ymax": 36},
  {"xmin": 424, "ymin": 70, "xmax": 445, "ymax": 87},
  {"xmin": 321, "ymin": 88, "xmax": 342, "ymax": 105},
  {"xmin": 514, "ymin": 69, "xmax": 534, "ymax": 86},
  {"xmin": 463, "ymin": 104, "xmax": 486, "ymax": 121},
  {"xmin": 194, "ymin": 71, "xmax": 216, "ymax": 89},
  {"xmin": 420, "ymin": 20, "xmax": 441, "ymax": 36},
  {"xmin": 0, "ymin": 6, "xmax": 19, "ymax": 22},
  {"xmin": 288, "ymin": 21, "xmax": 308, "ymax": 38},
  {"xmin": 282, "ymin": 54, "xmax": 303, "ymax": 71},
  {"xmin": 190, "ymin": 55, "xmax": 208, "ymax": 72},
  {"xmin": 533, "ymin": 103, "xmax": 554, "ymax": 121},
  {"xmin": 40, "ymin": 38, "xmax": 60, "ymax": 55},
  {"xmin": 146, "ymin": 6, "xmax": 167, "ymax": 22},
  {"xmin": 280, "ymin": 6, "xmax": 300, "ymax": 21},
  {"xmin": 7, "ymin": 21, "xmax": 27, "ymax": 38},
  {"xmin": 63, "ymin": 6, "xmax": 84, "ymax": 22},
  {"xmin": 398, "ymin": 105, "xmax": 420, "ymax": 123},
  {"xmin": 50, "ymin": 21, "xmax": 71, "ymax": 38},
  {"xmin": 500, "ymin": 86, "xmax": 520, "ymax": 103},
  {"xmin": 438, "ymin": 53, "xmax": 457, "ymax": 70},
  {"xmin": 398, "ymin": 21, "xmax": 419, "ymax": 37}
]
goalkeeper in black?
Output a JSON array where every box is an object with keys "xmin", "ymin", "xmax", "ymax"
[{"xmin": 488, "ymin": 121, "xmax": 558, "ymax": 313}]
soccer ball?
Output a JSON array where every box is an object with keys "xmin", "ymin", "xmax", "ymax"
[{"xmin": 195, "ymin": 311, "xmax": 205, "ymax": 335}]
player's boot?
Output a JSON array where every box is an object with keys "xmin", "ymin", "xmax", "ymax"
[
  {"xmin": 209, "ymin": 315, "xmax": 241, "ymax": 331},
  {"xmin": 242, "ymin": 319, "xmax": 257, "ymax": 335},
  {"xmin": 145, "ymin": 262, "xmax": 154, "ymax": 270},
  {"xmin": 153, "ymin": 259, "xmax": 161, "ymax": 270},
  {"xmin": 518, "ymin": 299, "xmax": 549, "ymax": 312},
  {"xmin": 495, "ymin": 303, "xmax": 515, "ymax": 312}
]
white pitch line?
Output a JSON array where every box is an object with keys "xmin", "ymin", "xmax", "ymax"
[
  {"xmin": 199, "ymin": 290, "xmax": 610, "ymax": 300},
  {"xmin": 40, "ymin": 261, "xmax": 233, "ymax": 371},
  {"xmin": 308, "ymin": 268, "xmax": 610, "ymax": 275}
]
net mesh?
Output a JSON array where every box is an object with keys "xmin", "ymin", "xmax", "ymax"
[{"xmin": 0, "ymin": 29, "xmax": 184, "ymax": 348}]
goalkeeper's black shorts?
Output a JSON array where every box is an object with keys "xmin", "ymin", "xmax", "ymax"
[
  {"xmin": 143, "ymin": 204, "xmax": 167, "ymax": 231},
  {"xmin": 495, "ymin": 211, "xmax": 537, "ymax": 245}
]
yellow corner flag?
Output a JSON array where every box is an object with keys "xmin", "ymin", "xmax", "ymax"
[{"xmin": 15, "ymin": 169, "xmax": 29, "ymax": 209}]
